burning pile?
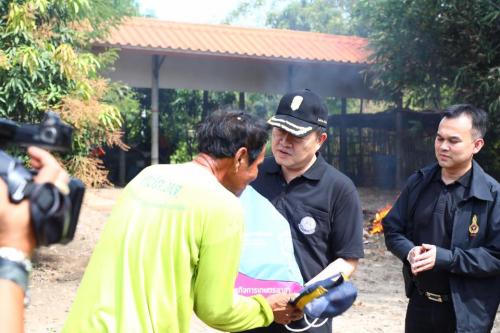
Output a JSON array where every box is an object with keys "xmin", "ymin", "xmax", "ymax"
[{"xmin": 369, "ymin": 204, "xmax": 392, "ymax": 235}]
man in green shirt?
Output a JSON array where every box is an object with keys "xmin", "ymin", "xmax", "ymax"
[{"xmin": 63, "ymin": 110, "xmax": 298, "ymax": 333}]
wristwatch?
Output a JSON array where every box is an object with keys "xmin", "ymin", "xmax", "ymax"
[{"xmin": 0, "ymin": 247, "xmax": 32, "ymax": 295}]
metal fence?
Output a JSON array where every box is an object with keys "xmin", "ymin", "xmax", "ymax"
[{"xmin": 323, "ymin": 109, "xmax": 441, "ymax": 189}]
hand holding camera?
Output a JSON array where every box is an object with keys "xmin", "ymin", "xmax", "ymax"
[
  {"xmin": 0, "ymin": 113, "xmax": 85, "ymax": 332},
  {"xmin": 29, "ymin": 146, "xmax": 70, "ymax": 195},
  {"xmin": 0, "ymin": 147, "xmax": 70, "ymax": 254},
  {"xmin": 0, "ymin": 112, "xmax": 85, "ymax": 247}
]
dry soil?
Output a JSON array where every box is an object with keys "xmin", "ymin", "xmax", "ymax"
[{"xmin": 24, "ymin": 188, "xmax": 499, "ymax": 333}]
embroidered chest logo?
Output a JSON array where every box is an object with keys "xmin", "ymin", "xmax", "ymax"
[
  {"xmin": 298, "ymin": 216, "xmax": 317, "ymax": 235},
  {"xmin": 469, "ymin": 214, "xmax": 479, "ymax": 238}
]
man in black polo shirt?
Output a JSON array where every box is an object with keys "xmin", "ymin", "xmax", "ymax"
[
  {"xmin": 383, "ymin": 104, "xmax": 500, "ymax": 333},
  {"xmin": 245, "ymin": 89, "xmax": 365, "ymax": 333}
]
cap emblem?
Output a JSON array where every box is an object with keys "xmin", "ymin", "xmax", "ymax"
[{"xmin": 290, "ymin": 96, "xmax": 303, "ymax": 111}]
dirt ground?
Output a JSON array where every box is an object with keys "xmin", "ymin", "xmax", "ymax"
[{"xmin": 25, "ymin": 188, "xmax": 500, "ymax": 333}]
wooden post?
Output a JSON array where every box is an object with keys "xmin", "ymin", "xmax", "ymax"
[
  {"xmin": 340, "ymin": 98, "xmax": 348, "ymax": 173},
  {"xmin": 119, "ymin": 120, "xmax": 127, "ymax": 186},
  {"xmin": 357, "ymin": 99, "xmax": 364, "ymax": 185},
  {"xmin": 202, "ymin": 90, "xmax": 209, "ymax": 119},
  {"xmin": 395, "ymin": 93, "xmax": 403, "ymax": 188},
  {"xmin": 151, "ymin": 55, "xmax": 165, "ymax": 165},
  {"xmin": 239, "ymin": 92, "xmax": 245, "ymax": 110}
]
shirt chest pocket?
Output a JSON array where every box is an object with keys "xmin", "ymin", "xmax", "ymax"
[{"xmin": 290, "ymin": 205, "xmax": 330, "ymax": 238}]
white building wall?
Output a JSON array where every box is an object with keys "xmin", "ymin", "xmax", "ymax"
[
  {"xmin": 103, "ymin": 51, "xmax": 373, "ymax": 98},
  {"xmin": 104, "ymin": 52, "xmax": 288, "ymax": 94}
]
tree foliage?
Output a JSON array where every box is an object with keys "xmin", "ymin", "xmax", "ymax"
[
  {"xmin": 226, "ymin": 0, "xmax": 359, "ymax": 35},
  {"xmin": 266, "ymin": 0, "xmax": 355, "ymax": 35},
  {"xmin": 133, "ymin": 89, "xmax": 249, "ymax": 165},
  {"xmin": 0, "ymin": 0, "xmax": 139, "ymax": 186},
  {"xmin": 354, "ymin": 0, "xmax": 500, "ymax": 177}
]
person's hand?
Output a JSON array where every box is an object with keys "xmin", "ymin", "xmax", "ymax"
[
  {"xmin": 407, "ymin": 246, "xmax": 423, "ymax": 264},
  {"xmin": 28, "ymin": 146, "xmax": 69, "ymax": 191},
  {"xmin": 410, "ymin": 244, "xmax": 437, "ymax": 274},
  {"xmin": 407, "ymin": 245, "xmax": 426, "ymax": 275},
  {"xmin": 0, "ymin": 147, "xmax": 68, "ymax": 255},
  {"xmin": 266, "ymin": 293, "xmax": 303, "ymax": 325},
  {"xmin": 0, "ymin": 178, "xmax": 34, "ymax": 256}
]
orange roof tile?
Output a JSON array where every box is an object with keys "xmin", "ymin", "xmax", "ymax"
[{"xmin": 96, "ymin": 17, "xmax": 370, "ymax": 64}]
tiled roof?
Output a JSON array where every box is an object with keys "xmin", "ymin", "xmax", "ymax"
[{"xmin": 96, "ymin": 17, "xmax": 370, "ymax": 64}]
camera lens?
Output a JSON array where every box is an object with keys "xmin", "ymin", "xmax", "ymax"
[{"xmin": 40, "ymin": 127, "xmax": 57, "ymax": 144}]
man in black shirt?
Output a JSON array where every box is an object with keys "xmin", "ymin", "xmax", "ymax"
[
  {"xmin": 246, "ymin": 89, "xmax": 365, "ymax": 333},
  {"xmin": 383, "ymin": 104, "xmax": 500, "ymax": 333}
]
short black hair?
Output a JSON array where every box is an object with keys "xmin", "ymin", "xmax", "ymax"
[
  {"xmin": 196, "ymin": 110, "xmax": 269, "ymax": 165},
  {"xmin": 443, "ymin": 104, "xmax": 488, "ymax": 138}
]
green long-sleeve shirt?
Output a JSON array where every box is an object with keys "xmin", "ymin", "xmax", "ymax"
[{"xmin": 63, "ymin": 163, "xmax": 273, "ymax": 332}]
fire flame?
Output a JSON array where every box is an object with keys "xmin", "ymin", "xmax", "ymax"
[{"xmin": 369, "ymin": 204, "xmax": 392, "ymax": 235}]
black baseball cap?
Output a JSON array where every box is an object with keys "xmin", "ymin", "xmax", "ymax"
[{"xmin": 268, "ymin": 89, "xmax": 328, "ymax": 137}]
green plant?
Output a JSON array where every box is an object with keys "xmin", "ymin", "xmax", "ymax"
[{"xmin": 0, "ymin": 0, "xmax": 139, "ymax": 186}]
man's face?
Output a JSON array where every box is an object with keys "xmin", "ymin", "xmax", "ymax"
[
  {"xmin": 434, "ymin": 114, "xmax": 483, "ymax": 172},
  {"xmin": 271, "ymin": 127, "xmax": 326, "ymax": 172},
  {"xmin": 224, "ymin": 145, "xmax": 266, "ymax": 196}
]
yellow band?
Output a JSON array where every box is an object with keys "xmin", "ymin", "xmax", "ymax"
[{"xmin": 295, "ymin": 285, "xmax": 328, "ymax": 310}]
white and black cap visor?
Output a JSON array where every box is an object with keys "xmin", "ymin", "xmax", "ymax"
[{"xmin": 268, "ymin": 115, "xmax": 321, "ymax": 138}]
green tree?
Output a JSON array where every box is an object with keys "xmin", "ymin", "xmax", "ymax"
[
  {"xmin": 266, "ymin": 0, "xmax": 356, "ymax": 35},
  {"xmin": 354, "ymin": 0, "xmax": 500, "ymax": 177},
  {"xmin": 133, "ymin": 89, "xmax": 243, "ymax": 164},
  {"xmin": 226, "ymin": 0, "xmax": 360, "ymax": 35},
  {"xmin": 0, "ymin": 0, "xmax": 139, "ymax": 186}
]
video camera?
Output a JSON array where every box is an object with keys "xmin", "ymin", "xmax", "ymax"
[{"xmin": 0, "ymin": 112, "xmax": 85, "ymax": 246}]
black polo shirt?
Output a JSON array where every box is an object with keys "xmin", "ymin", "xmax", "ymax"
[
  {"xmin": 251, "ymin": 154, "xmax": 365, "ymax": 282},
  {"xmin": 245, "ymin": 154, "xmax": 364, "ymax": 333},
  {"xmin": 413, "ymin": 168, "xmax": 471, "ymax": 294}
]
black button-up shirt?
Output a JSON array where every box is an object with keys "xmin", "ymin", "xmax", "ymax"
[
  {"xmin": 413, "ymin": 168, "xmax": 472, "ymax": 293},
  {"xmin": 382, "ymin": 160, "xmax": 500, "ymax": 332}
]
